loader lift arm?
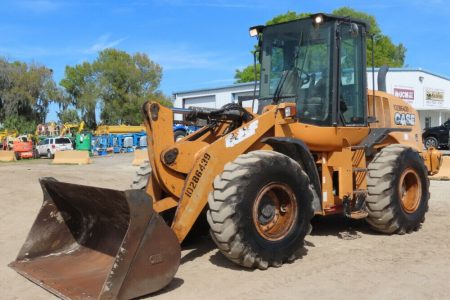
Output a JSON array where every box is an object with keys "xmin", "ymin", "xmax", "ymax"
[{"xmin": 143, "ymin": 101, "xmax": 279, "ymax": 242}]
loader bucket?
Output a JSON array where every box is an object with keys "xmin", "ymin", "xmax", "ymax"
[
  {"xmin": 430, "ymin": 156, "xmax": 450, "ymax": 180},
  {"xmin": 0, "ymin": 150, "xmax": 15, "ymax": 162},
  {"xmin": 9, "ymin": 178, "xmax": 181, "ymax": 300},
  {"xmin": 132, "ymin": 149, "xmax": 149, "ymax": 166},
  {"xmin": 52, "ymin": 150, "xmax": 91, "ymax": 165}
]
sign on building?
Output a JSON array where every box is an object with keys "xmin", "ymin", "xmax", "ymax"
[
  {"xmin": 393, "ymin": 87, "xmax": 415, "ymax": 104},
  {"xmin": 424, "ymin": 88, "xmax": 445, "ymax": 107}
]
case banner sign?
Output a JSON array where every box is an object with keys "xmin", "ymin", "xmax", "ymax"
[
  {"xmin": 425, "ymin": 88, "xmax": 445, "ymax": 107},
  {"xmin": 394, "ymin": 87, "xmax": 414, "ymax": 104}
]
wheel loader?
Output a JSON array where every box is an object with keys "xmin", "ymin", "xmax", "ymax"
[{"xmin": 10, "ymin": 13, "xmax": 442, "ymax": 299}]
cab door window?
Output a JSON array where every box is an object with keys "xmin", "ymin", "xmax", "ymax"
[{"xmin": 339, "ymin": 23, "xmax": 366, "ymax": 126}]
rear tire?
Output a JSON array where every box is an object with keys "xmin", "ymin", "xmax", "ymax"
[
  {"xmin": 366, "ymin": 145, "xmax": 429, "ymax": 234},
  {"xmin": 424, "ymin": 136, "xmax": 438, "ymax": 149},
  {"xmin": 207, "ymin": 150, "xmax": 314, "ymax": 269}
]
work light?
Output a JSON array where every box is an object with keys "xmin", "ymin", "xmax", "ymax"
[
  {"xmin": 313, "ymin": 14, "xmax": 324, "ymax": 25},
  {"xmin": 249, "ymin": 25, "xmax": 264, "ymax": 37},
  {"xmin": 314, "ymin": 15, "xmax": 323, "ymax": 24}
]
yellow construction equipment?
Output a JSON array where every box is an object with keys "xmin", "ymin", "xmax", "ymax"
[
  {"xmin": 0, "ymin": 150, "xmax": 16, "ymax": 162},
  {"xmin": 0, "ymin": 129, "xmax": 18, "ymax": 142},
  {"xmin": 10, "ymin": 13, "xmax": 442, "ymax": 299},
  {"xmin": 132, "ymin": 149, "xmax": 148, "ymax": 166},
  {"xmin": 52, "ymin": 150, "xmax": 91, "ymax": 165},
  {"xmin": 95, "ymin": 124, "xmax": 145, "ymax": 135},
  {"xmin": 60, "ymin": 121, "xmax": 85, "ymax": 137}
]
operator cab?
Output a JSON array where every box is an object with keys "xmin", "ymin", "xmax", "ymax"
[{"xmin": 253, "ymin": 13, "xmax": 368, "ymax": 127}]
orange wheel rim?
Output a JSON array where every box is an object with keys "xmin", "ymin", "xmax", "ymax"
[
  {"xmin": 252, "ymin": 182, "xmax": 297, "ymax": 241},
  {"xmin": 398, "ymin": 168, "xmax": 422, "ymax": 214}
]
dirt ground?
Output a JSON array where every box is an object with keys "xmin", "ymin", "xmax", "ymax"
[{"xmin": 1, "ymin": 154, "xmax": 449, "ymax": 300}]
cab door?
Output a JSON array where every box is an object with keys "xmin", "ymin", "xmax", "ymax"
[{"xmin": 337, "ymin": 22, "xmax": 368, "ymax": 127}]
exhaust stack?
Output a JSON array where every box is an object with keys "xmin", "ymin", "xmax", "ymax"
[{"xmin": 377, "ymin": 65, "xmax": 389, "ymax": 92}]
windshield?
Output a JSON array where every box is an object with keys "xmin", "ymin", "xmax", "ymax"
[{"xmin": 259, "ymin": 19, "xmax": 333, "ymax": 125}]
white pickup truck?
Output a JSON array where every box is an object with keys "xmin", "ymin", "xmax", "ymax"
[{"xmin": 36, "ymin": 137, "xmax": 73, "ymax": 158}]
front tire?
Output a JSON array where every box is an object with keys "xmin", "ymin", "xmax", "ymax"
[
  {"xmin": 366, "ymin": 145, "xmax": 429, "ymax": 234},
  {"xmin": 207, "ymin": 150, "xmax": 314, "ymax": 269}
]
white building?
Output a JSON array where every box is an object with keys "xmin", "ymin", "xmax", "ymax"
[{"xmin": 174, "ymin": 68, "xmax": 450, "ymax": 129}]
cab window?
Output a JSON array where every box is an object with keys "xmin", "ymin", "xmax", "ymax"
[{"xmin": 339, "ymin": 23, "xmax": 365, "ymax": 126}]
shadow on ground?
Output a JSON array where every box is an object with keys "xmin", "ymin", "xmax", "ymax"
[
  {"xmin": 177, "ymin": 214, "xmax": 379, "ymax": 274},
  {"xmin": 310, "ymin": 214, "xmax": 377, "ymax": 239}
]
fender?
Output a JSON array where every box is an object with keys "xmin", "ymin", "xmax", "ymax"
[{"xmin": 262, "ymin": 137, "xmax": 322, "ymax": 213}]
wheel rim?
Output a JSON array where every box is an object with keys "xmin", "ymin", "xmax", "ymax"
[
  {"xmin": 425, "ymin": 138, "xmax": 437, "ymax": 148},
  {"xmin": 398, "ymin": 168, "xmax": 422, "ymax": 214},
  {"xmin": 252, "ymin": 182, "xmax": 297, "ymax": 241},
  {"xmin": 175, "ymin": 135, "xmax": 184, "ymax": 142}
]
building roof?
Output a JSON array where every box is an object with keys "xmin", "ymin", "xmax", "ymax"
[
  {"xmin": 174, "ymin": 68, "xmax": 450, "ymax": 96},
  {"xmin": 173, "ymin": 81, "xmax": 257, "ymax": 96}
]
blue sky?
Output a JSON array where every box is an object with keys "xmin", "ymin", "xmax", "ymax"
[{"xmin": 1, "ymin": 0, "xmax": 450, "ymax": 121}]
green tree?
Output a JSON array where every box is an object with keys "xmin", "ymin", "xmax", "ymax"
[
  {"xmin": 0, "ymin": 58, "xmax": 60, "ymax": 133},
  {"xmin": 93, "ymin": 49, "xmax": 168, "ymax": 124},
  {"xmin": 58, "ymin": 108, "xmax": 80, "ymax": 124},
  {"xmin": 2, "ymin": 116, "xmax": 37, "ymax": 134},
  {"xmin": 234, "ymin": 8, "xmax": 406, "ymax": 83},
  {"xmin": 60, "ymin": 49, "xmax": 172, "ymax": 127},
  {"xmin": 234, "ymin": 64, "xmax": 260, "ymax": 83},
  {"xmin": 60, "ymin": 62, "xmax": 99, "ymax": 129}
]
